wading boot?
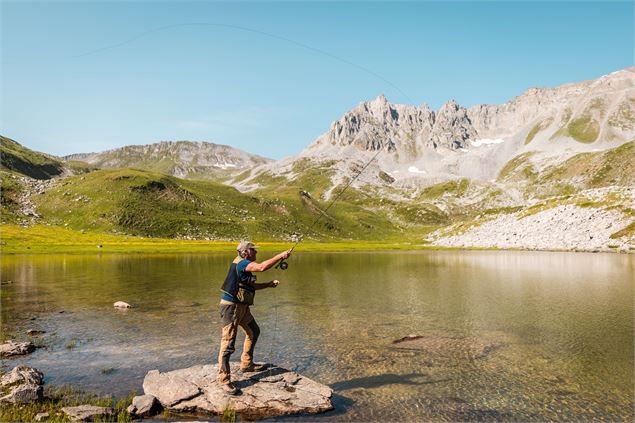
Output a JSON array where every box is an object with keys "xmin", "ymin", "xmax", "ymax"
[
  {"xmin": 239, "ymin": 363, "xmax": 268, "ymax": 373},
  {"xmin": 220, "ymin": 382, "xmax": 242, "ymax": 396}
]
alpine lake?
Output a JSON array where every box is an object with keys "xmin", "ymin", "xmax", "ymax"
[{"xmin": 1, "ymin": 250, "xmax": 633, "ymax": 422}]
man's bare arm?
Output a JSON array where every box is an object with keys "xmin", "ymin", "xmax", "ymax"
[{"xmin": 245, "ymin": 251, "xmax": 291, "ymax": 272}]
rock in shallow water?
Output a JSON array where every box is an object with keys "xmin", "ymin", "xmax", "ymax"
[
  {"xmin": 142, "ymin": 363, "xmax": 333, "ymax": 418},
  {"xmin": 0, "ymin": 340, "xmax": 35, "ymax": 357}
]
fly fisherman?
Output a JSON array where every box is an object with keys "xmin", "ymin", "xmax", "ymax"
[{"xmin": 217, "ymin": 241, "xmax": 292, "ymax": 395}]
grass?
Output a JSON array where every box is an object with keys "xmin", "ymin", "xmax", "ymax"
[
  {"xmin": 525, "ymin": 118, "xmax": 553, "ymax": 145},
  {"xmin": 417, "ymin": 178, "xmax": 470, "ymax": 200},
  {"xmin": 567, "ymin": 115, "xmax": 600, "ymax": 143},
  {"xmin": 496, "ymin": 152, "xmax": 536, "ymax": 182},
  {"xmin": 610, "ymin": 222, "xmax": 635, "ymax": 240},
  {"xmin": 0, "ymin": 136, "xmax": 65, "ymax": 180},
  {"xmin": 0, "ymin": 170, "xmax": 25, "ymax": 223},
  {"xmin": 0, "ymin": 223, "xmax": 444, "ymax": 254},
  {"xmin": 29, "ymin": 167, "xmax": 431, "ymax": 242},
  {"xmin": 0, "ymin": 385, "xmax": 135, "ymax": 423}
]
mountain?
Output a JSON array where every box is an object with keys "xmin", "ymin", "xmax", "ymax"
[
  {"xmin": 2, "ymin": 68, "xmax": 633, "ymax": 250},
  {"xmin": 235, "ymin": 68, "xmax": 635, "ymax": 193},
  {"xmin": 65, "ymin": 140, "xmax": 272, "ymax": 181}
]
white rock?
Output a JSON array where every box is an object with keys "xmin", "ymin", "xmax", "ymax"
[{"xmin": 113, "ymin": 301, "xmax": 131, "ymax": 309}]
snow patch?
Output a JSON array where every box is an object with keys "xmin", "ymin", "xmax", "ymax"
[
  {"xmin": 470, "ymin": 138, "xmax": 506, "ymax": 147},
  {"xmin": 213, "ymin": 163, "xmax": 237, "ymax": 169},
  {"xmin": 408, "ymin": 166, "xmax": 426, "ymax": 174}
]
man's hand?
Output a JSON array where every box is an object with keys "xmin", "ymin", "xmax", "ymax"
[
  {"xmin": 270, "ymin": 280, "xmax": 280, "ymax": 288},
  {"xmin": 280, "ymin": 249, "xmax": 292, "ymax": 260}
]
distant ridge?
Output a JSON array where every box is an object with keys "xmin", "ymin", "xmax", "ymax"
[{"xmin": 65, "ymin": 140, "xmax": 272, "ymax": 180}]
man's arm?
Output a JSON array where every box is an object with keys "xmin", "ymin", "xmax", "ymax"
[
  {"xmin": 253, "ymin": 280, "xmax": 280, "ymax": 290},
  {"xmin": 245, "ymin": 250, "xmax": 291, "ymax": 272}
]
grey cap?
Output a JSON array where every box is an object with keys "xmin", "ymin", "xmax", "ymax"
[{"xmin": 237, "ymin": 241, "xmax": 259, "ymax": 253}]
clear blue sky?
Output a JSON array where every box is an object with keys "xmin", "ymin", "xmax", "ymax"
[{"xmin": 1, "ymin": 1, "xmax": 633, "ymax": 159}]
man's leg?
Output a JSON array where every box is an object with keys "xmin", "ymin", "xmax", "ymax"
[
  {"xmin": 218, "ymin": 303, "xmax": 239, "ymax": 384},
  {"xmin": 238, "ymin": 306, "xmax": 261, "ymax": 370}
]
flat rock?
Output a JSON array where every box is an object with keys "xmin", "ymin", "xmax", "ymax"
[
  {"xmin": 62, "ymin": 405, "xmax": 114, "ymax": 422},
  {"xmin": 142, "ymin": 364, "xmax": 333, "ymax": 419},
  {"xmin": 0, "ymin": 340, "xmax": 35, "ymax": 357},
  {"xmin": 0, "ymin": 365, "xmax": 44, "ymax": 403}
]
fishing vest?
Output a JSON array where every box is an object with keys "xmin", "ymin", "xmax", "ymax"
[{"xmin": 220, "ymin": 256, "xmax": 256, "ymax": 305}]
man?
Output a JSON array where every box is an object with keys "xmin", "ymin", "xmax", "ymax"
[{"xmin": 217, "ymin": 240, "xmax": 291, "ymax": 395}]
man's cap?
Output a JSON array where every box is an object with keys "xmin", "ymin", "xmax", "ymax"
[{"xmin": 237, "ymin": 241, "xmax": 259, "ymax": 253}]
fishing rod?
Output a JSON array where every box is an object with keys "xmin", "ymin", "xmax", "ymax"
[{"xmin": 274, "ymin": 147, "xmax": 384, "ymax": 270}]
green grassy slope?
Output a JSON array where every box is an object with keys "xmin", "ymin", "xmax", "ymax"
[
  {"xmin": 0, "ymin": 170, "xmax": 24, "ymax": 223},
  {"xmin": 32, "ymin": 168, "xmax": 422, "ymax": 241},
  {"xmin": 0, "ymin": 136, "xmax": 65, "ymax": 179},
  {"xmin": 496, "ymin": 141, "xmax": 635, "ymax": 198}
]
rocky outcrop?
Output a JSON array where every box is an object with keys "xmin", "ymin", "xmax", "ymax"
[
  {"xmin": 142, "ymin": 363, "xmax": 333, "ymax": 419},
  {"xmin": 0, "ymin": 366, "xmax": 44, "ymax": 403},
  {"xmin": 0, "ymin": 340, "xmax": 35, "ymax": 357},
  {"xmin": 61, "ymin": 405, "xmax": 114, "ymax": 422}
]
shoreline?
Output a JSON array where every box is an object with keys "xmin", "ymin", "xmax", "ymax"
[{"xmin": 1, "ymin": 224, "xmax": 632, "ymax": 255}]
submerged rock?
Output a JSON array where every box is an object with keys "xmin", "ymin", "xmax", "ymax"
[
  {"xmin": 0, "ymin": 340, "xmax": 35, "ymax": 357},
  {"xmin": 62, "ymin": 405, "xmax": 114, "ymax": 422},
  {"xmin": 392, "ymin": 335, "xmax": 503, "ymax": 359},
  {"xmin": 113, "ymin": 301, "xmax": 131, "ymax": 309},
  {"xmin": 142, "ymin": 363, "xmax": 333, "ymax": 419},
  {"xmin": 0, "ymin": 365, "xmax": 44, "ymax": 403}
]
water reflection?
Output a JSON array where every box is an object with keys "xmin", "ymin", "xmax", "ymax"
[{"xmin": 1, "ymin": 251, "xmax": 633, "ymax": 421}]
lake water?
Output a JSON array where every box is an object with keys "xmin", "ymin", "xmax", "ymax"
[{"xmin": 1, "ymin": 251, "xmax": 633, "ymax": 421}]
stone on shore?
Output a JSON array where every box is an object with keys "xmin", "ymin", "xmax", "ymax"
[
  {"xmin": 62, "ymin": 405, "xmax": 114, "ymax": 422},
  {"xmin": 113, "ymin": 301, "xmax": 131, "ymax": 309},
  {"xmin": 142, "ymin": 363, "xmax": 333, "ymax": 418},
  {"xmin": 0, "ymin": 365, "xmax": 44, "ymax": 403},
  {"xmin": 35, "ymin": 412, "xmax": 49, "ymax": 421},
  {"xmin": 126, "ymin": 394, "xmax": 161, "ymax": 417},
  {"xmin": 0, "ymin": 340, "xmax": 35, "ymax": 357}
]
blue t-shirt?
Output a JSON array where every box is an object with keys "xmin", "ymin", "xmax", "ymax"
[{"xmin": 221, "ymin": 259, "xmax": 252, "ymax": 302}]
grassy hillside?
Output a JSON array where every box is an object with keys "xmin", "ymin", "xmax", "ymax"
[
  {"xmin": 0, "ymin": 170, "xmax": 25, "ymax": 223},
  {"xmin": 32, "ymin": 168, "xmax": 427, "ymax": 242},
  {"xmin": 496, "ymin": 141, "xmax": 635, "ymax": 198},
  {"xmin": 0, "ymin": 136, "xmax": 65, "ymax": 179}
]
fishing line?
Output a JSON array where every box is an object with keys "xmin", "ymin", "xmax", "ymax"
[
  {"xmin": 264, "ymin": 146, "xmax": 384, "ymax": 372},
  {"xmin": 278, "ymin": 146, "xmax": 384, "ymax": 262},
  {"xmin": 66, "ymin": 22, "xmax": 412, "ymax": 104}
]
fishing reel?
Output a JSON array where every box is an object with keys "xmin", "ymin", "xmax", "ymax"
[{"xmin": 275, "ymin": 260, "xmax": 289, "ymax": 270}]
